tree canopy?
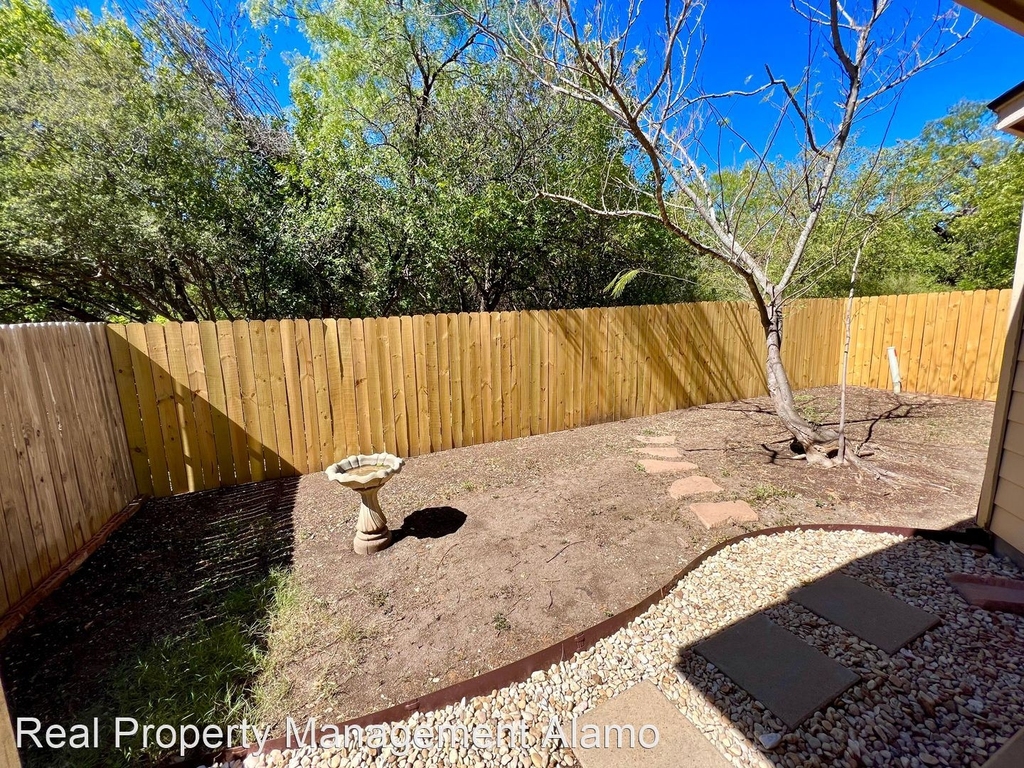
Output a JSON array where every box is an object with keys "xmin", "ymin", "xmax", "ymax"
[{"xmin": 0, "ymin": 0, "xmax": 1019, "ymax": 324}]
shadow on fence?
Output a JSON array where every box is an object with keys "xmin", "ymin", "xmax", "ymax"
[{"xmin": 103, "ymin": 301, "xmax": 811, "ymax": 503}]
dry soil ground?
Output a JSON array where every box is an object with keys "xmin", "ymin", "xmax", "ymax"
[{"xmin": 0, "ymin": 386, "xmax": 995, "ymax": 752}]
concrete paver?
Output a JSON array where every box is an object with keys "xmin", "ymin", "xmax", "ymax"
[
  {"xmin": 694, "ymin": 614, "xmax": 860, "ymax": 729},
  {"xmin": 689, "ymin": 500, "xmax": 759, "ymax": 529},
  {"xmin": 572, "ymin": 681, "xmax": 731, "ymax": 768},
  {"xmin": 668, "ymin": 476, "xmax": 723, "ymax": 498},
  {"xmin": 791, "ymin": 573, "xmax": 939, "ymax": 654}
]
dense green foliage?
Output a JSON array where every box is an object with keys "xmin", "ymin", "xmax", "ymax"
[
  {"xmin": 1, "ymin": 0, "xmax": 697, "ymax": 322},
  {"xmin": 1, "ymin": 0, "xmax": 1021, "ymax": 323},
  {"xmin": 836, "ymin": 103, "xmax": 1024, "ymax": 296},
  {"xmin": 0, "ymin": 1, "xmax": 290, "ymax": 322}
]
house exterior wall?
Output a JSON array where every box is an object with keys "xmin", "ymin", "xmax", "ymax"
[{"xmin": 977, "ymin": 205, "xmax": 1024, "ymax": 561}]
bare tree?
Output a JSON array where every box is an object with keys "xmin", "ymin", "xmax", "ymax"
[
  {"xmin": 144, "ymin": 0, "xmax": 292, "ymax": 160},
  {"xmin": 457, "ymin": 0, "xmax": 972, "ymax": 465}
]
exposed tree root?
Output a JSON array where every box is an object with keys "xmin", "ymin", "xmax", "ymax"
[{"xmin": 789, "ymin": 437, "xmax": 952, "ymax": 493}]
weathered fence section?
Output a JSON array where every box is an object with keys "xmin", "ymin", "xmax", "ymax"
[
  {"xmin": 0, "ymin": 324, "xmax": 137, "ymax": 615},
  {"xmin": 844, "ymin": 289, "xmax": 1012, "ymax": 399},
  {"xmin": 106, "ymin": 300, "xmax": 841, "ymax": 496}
]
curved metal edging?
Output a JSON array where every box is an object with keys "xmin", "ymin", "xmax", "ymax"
[{"xmin": 221, "ymin": 522, "xmax": 991, "ymax": 761}]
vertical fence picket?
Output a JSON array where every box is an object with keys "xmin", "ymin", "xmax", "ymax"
[
  {"xmin": 309, "ymin": 319, "xmax": 334, "ymax": 469},
  {"xmin": 265, "ymin": 320, "xmax": 296, "ymax": 476},
  {"xmin": 251, "ymin": 321, "xmax": 282, "ymax": 479}
]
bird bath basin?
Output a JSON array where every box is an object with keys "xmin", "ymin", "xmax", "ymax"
[{"xmin": 326, "ymin": 453, "xmax": 405, "ymax": 554}]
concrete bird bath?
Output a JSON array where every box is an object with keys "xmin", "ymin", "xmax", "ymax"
[{"xmin": 326, "ymin": 453, "xmax": 405, "ymax": 554}]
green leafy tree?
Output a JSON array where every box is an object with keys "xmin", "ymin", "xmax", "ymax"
[
  {"xmin": 0, "ymin": 0, "xmax": 287, "ymax": 322},
  {"xmin": 268, "ymin": 0, "xmax": 700, "ymax": 317},
  {"xmin": 806, "ymin": 102, "xmax": 1024, "ymax": 298}
]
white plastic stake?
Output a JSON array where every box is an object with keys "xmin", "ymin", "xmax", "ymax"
[{"xmin": 887, "ymin": 346, "xmax": 902, "ymax": 394}]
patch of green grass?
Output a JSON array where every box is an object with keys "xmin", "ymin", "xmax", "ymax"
[
  {"xmin": 794, "ymin": 394, "xmax": 827, "ymax": 424},
  {"xmin": 90, "ymin": 572, "xmax": 285, "ymax": 767},
  {"xmin": 747, "ymin": 483, "xmax": 796, "ymax": 505},
  {"xmin": 250, "ymin": 577, "xmax": 367, "ymax": 727},
  {"xmin": 24, "ymin": 569, "xmax": 371, "ymax": 768},
  {"xmin": 492, "ymin": 613, "xmax": 511, "ymax": 633}
]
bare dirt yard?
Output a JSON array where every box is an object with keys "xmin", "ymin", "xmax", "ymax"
[{"xmin": 0, "ymin": 386, "xmax": 995, "ymax": 764}]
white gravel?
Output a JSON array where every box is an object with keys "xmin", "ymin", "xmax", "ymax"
[{"xmin": 225, "ymin": 529, "xmax": 1024, "ymax": 768}]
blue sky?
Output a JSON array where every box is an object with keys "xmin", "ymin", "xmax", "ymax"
[
  {"xmin": 60, "ymin": 0, "xmax": 1024, "ymax": 156},
  {"xmin": 687, "ymin": 0, "xmax": 1024, "ymax": 158}
]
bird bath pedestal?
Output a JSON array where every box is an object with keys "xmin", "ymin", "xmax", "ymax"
[{"xmin": 326, "ymin": 453, "xmax": 405, "ymax": 555}]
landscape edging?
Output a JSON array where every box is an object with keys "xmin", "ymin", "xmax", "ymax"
[{"xmin": 221, "ymin": 522, "xmax": 991, "ymax": 762}]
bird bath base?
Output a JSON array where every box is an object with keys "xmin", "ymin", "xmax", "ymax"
[
  {"xmin": 352, "ymin": 486, "xmax": 393, "ymax": 554},
  {"xmin": 326, "ymin": 453, "xmax": 404, "ymax": 555}
]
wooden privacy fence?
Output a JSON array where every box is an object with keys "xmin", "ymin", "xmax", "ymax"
[
  {"xmin": 106, "ymin": 299, "xmax": 843, "ymax": 497},
  {"xmin": 845, "ymin": 289, "xmax": 1012, "ymax": 400},
  {"xmin": 105, "ymin": 290, "xmax": 1013, "ymax": 498},
  {"xmin": 0, "ymin": 324, "xmax": 137, "ymax": 616},
  {"xmin": 0, "ymin": 289, "xmax": 1012, "ymax": 621}
]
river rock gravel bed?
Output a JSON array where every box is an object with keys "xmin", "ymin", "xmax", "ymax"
[{"xmin": 228, "ymin": 529, "xmax": 1024, "ymax": 768}]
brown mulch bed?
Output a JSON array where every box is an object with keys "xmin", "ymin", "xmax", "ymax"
[{"xmin": 0, "ymin": 386, "xmax": 995, "ymax": 746}]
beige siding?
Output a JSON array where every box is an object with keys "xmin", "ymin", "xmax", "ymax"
[{"xmin": 980, "ymin": 299, "xmax": 1024, "ymax": 555}]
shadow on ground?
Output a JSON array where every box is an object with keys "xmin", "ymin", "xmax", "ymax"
[
  {"xmin": 0, "ymin": 478, "xmax": 298, "ymax": 768},
  {"xmin": 666, "ymin": 524, "xmax": 1022, "ymax": 767},
  {"xmin": 392, "ymin": 506, "xmax": 467, "ymax": 544}
]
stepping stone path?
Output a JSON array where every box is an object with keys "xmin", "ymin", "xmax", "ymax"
[
  {"xmin": 633, "ymin": 435, "xmax": 676, "ymax": 445},
  {"xmin": 633, "ymin": 446, "xmax": 682, "ymax": 459},
  {"xmin": 791, "ymin": 573, "xmax": 939, "ymax": 654},
  {"xmin": 689, "ymin": 500, "xmax": 758, "ymax": 529},
  {"xmin": 630, "ymin": 435, "xmax": 742, "ymax": 530},
  {"xmin": 630, "ymin": 432, "xmax": 759, "ymax": 534},
  {"xmin": 692, "ymin": 574, "xmax": 943, "ymax": 733},
  {"xmin": 572, "ymin": 680, "xmax": 732, "ymax": 768},
  {"xmin": 637, "ymin": 459, "xmax": 698, "ymax": 474},
  {"xmin": 947, "ymin": 573, "xmax": 1024, "ymax": 615},
  {"xmin": 695, "ymin": 613, "xmax": 860, "ymax": 729},
  {"xmin": 668, "ymin": 476, "xmax": 723, "ymax": 498}
]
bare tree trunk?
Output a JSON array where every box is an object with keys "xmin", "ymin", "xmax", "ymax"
[
  {"xmin": 763, "ymin": 300, "xmax": 839, "ymax": 463},
  {"xmin": 837, "ymin": 239, "xmax": 866, "ymax": 464}
]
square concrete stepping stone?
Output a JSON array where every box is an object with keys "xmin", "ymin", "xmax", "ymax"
[
  {"xmin": 633, "ymin": 446, "xmax": 682, "ymax": 459},
  {"xmin": 668, "ymin": 476, "xmax": 723, "ymax": 498},
  {"xmin": 638, "ymin": 459, "xmax": 698, "ymax": 474},
  {"xmin": 947, "ymin": 573, "xmax": 1024, "ymax": 615},
  {"xmin": 694, "ymin": 613, "xmax": 859, "ymax": 729},
  {"xmin": 573, "ymin": 680, "xmax": 731, "ymax": 768},
  {"xmin": 689, "ymin": 500, "xmax": 758, "ymax": 529},
  {"xmin": 981, "ymin": 725, "xmax": 1024, "ymax": 768},
  {"xmin": 634, "ymin": 435, "xmax": 676, "ymax": 445},
  {"xmin": 790, "ymin": 573, "xmax": 939, "ymax": 654}
]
